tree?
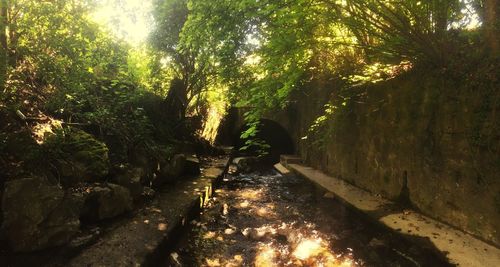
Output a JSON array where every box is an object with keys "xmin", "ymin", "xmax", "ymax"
[
  {"xmin": 176, "ymin": 0, "xmax": 347, "ymax": 152},
  {"xmin": 483, "ymin": 0, "xmax": 499, "ymax": 55},
  {"xmin": 150, "ymin": 0, "xmax": 214, "ymax": 122},
  {"xmin": 341, "ymin": 0, "xmax": 467, "ymax": 65},
  {"xmin": 0, "ymin": 0, "xmax": 7, "ymax": 92}
]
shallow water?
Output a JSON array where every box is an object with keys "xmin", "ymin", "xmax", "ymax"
[{"xmin": 166, "ymin": 168, "xmax": 452, "ymax": 267}]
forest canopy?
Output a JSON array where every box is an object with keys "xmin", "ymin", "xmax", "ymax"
[
  {"xmin": 0, "ymin": 0, "xmax": 498, "ymax": 155},
  {"xmin": 156, "ymin": 0, "xmax": 498, "ymax": 151}
]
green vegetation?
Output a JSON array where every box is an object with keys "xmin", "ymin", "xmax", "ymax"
[
  {"xmin": 0, "ymin": 1, "xmax": 173, "ymax": 185},
  {"xmin": 0, "ymin": 0, "xmax": 498, "ymax": 172},
  {"xmin": 173, "ymin": 0, "xmax": 498, "ymax": 152},
  {"xmin": 0, "ymin": 0, "xmax": 497, "ymax": 256}
]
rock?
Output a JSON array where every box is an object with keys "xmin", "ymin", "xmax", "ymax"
[
  {"xmin": 368, "ymin": 238, "xmax": 386, "ymax": 247},
  {"xmin": 170, "ymin": 252, "xmax": 182, "ymax": 266},
  {"xmin": 154, "ymin": 154, "xmax": 186, "ymax": 186},
  {"xmin": 367, "ymin": 251, "xmax": 383, "ymax": 264},
  {"xmin": 110, "ymin": 167, "xmax": 144, "ymax": 199},
  {"xmin": 168, "ymin": 154, "xmax": 187, "ymax": 176},
  {"xmin": 224, "ymin": 228, "xmax": 236, "ymax": 235},
  {"xmin": 178, "ymin": 141, "xmax": 197, "ymax": 155},
  {"xmin": 221, "ymin": 203, "xmax": 229, "ymax": 216},
  {"xmin": 81, "ymin": 183, "xmax": 132, "ymax": 221},
  {"xmin": 184, "ymin": 155, "xmax": 201, "ymax": 176},
  {"xmin": 128, "ymin": 147, "xmax": 158, "ymax": 186},
  {"xmin": 323, "ymin": 192, "xmax": 335, "ymax": 199},
  {"xmin": 232, "ymin": 157, "xmax": 257, "ymax": 173},
  {"xmin": 242, "ymin": 226, "xmax": 276, "ymax": 241},
  {"xmin": 1, "ymin": 177, "xmax": 83, "ymax": 252},
  {"xmin": 142, "ymin": 186, "xmax": 155, "ymax": 199},
  {"xmin": 42, "ymin": 128, "xmax": 109, "ymax": 186},
  {"xmin": 68, "ymin": 227, "xmax": 101, "ymax": 249}
]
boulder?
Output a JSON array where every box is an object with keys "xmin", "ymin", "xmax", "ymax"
[
  {"xmin": 128, "ymin": 146, "xmax": 158, "ymax": 186},
  {"xmin": 42, "ymin": 128, "xmax": 109, "ymax": 186},
  {"xmin": 178, "ymin": 141, "xmax": 197, "ymax": 155},
  {"xmin": 154, "ymin": 154, "xmax": 186, "ymax": 186},
  {"xmin": 167, "ymin": 154, "xmax": 187, "ymax": 177},
  {"xmin": 1, "ymin": 177, "xmax": 83, "ymax": 252},
  {"xmin": 110, "ymin": 167, "xmax": 144, "ymax": 199},
  {"xmin": 184, "ymin": 155, "xmax": 201, "ymax": 176},
  {"xmin": 81, "ymin": 183, "xmax": 132, "ymax": 221},
  {"xmin": 142, "ymin": 186, "xmax": 155, "ymax": 199},
  {"xmin": 233, "ymin": 157, "xmax": 258, "ymax": 173}
]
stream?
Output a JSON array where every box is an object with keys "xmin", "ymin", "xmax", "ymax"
[{"xmin": 165, "ymin": 166, "xmax": 452, "ymax": 267}]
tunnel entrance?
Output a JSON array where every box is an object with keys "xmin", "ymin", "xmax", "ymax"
[
  {"xmin": 232, "ymin": 119, "xmax": 294, "ymax": 164},
  {"xmin": 215, "ymin": 108, "xmax": 295, "ymax": 164}
]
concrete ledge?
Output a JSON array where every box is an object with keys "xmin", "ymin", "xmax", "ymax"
[
  {"xmin": 67, "ymin": 156, "xmax": 230, "ymax": 267},
  {"xmin": 287, "ymin": 163, "xmax": 500, "ymax": 267},
  {"xmin": 280, "ymin": 154, "xmax": 302, "ymax": 166},
  {"xmin": 273, "ymin": 163, "xmax": 290, "ymax": 175}
]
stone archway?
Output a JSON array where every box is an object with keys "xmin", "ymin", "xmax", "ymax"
[{"xmin": 232, "ymin": 119, "xmax": 294, "ymax": 163}]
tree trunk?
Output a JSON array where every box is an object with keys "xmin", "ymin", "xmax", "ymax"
[
  {"xmin": 0, "ymin": 0, "xmax": 7, "ymax": 92},
  {"xmin": 164, "ymin": 77, "xmax": 188, "ymax": 123},
  {"xmin": 484, "ymin": 0, "xmax": 499, "ymax": 56}
]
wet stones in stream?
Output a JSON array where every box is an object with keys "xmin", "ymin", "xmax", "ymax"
[{"xmin": 167, "ymin": 169, "xmax": 453, "ymax": 267}]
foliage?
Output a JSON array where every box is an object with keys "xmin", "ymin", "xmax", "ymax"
[
  {"xmin": 171, "ymin": 0, "xmax": 497, "ymax": 155},
  {"xmin": 1, "ymin": 0, "xmax": 497, "ymax": 160},
  {"xmin": 149, "ymin": 0, "xmax": 215, "ymax": 115},
  {"xmin": 179, "ymin": 0, "xmax": 346, "ymax": 152},
  {"xmin": 341, "ymin": 0, "xmax": 478, "ymax": 65},
  {"xmin": 0, "ymin": 0, "xmax": 176, "ymax": 172},
  {"xmin": 198, "ymin": 81, "xmax": 229, "ymax": 143},
  {"xmin": 5, "ymin": 0, "xmax": 98, "ymax": 96}
]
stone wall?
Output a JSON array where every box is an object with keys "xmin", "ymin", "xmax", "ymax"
[{"xmin": 279, "ymin": 69, "xmax": 500, "ymax": 246}]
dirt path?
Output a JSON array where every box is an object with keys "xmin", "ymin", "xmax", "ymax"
[{"xmin": 166, "ymin": 168, "xmax": 452, "ymax": 266}]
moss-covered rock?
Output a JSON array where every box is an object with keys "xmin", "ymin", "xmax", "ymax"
[
  {"xmin": 80, "ymin": 183, "xmax": 133, "ymax": 222},
  {"xmin": 42, "ymin": 128, "xmax": 110, "ymax": 186}
]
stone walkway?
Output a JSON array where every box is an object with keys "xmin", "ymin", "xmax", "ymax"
[
  {"xmin": 279, "ymin": 157, "xmax": 500, "ymax": 267},
  {"xmin": 66, "ymin": 156, "xmax": 230, "ymax": 267}
]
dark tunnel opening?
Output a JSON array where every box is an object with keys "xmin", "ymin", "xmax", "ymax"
[
  {"xmin": 215, "ymin": 108, "xmax": 295, "ymax": 164},
  {"xmin": 232, "ymin": 119, "xmax": 295, "ymax": 164}
]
